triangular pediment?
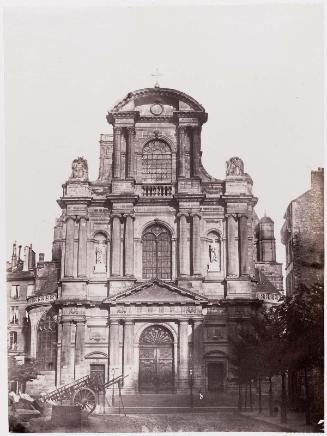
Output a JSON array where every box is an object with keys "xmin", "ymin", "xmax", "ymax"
[{"xmin": 103, "ymin": 280, "xmax": 208, "ymax": 305}]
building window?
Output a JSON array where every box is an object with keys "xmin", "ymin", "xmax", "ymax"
[
  {"xmin": 10, "ymin": 306, "xmax": 19, "ymax": 324},
  {"xmin": 207, "ymin": 325, "xmax": 225, "ymax": 340},
  {"xmin": 27, "ymin": 285, "xmax": 35, "ymax": 298},
  {"xmin": 206, "ymin": 232, "xmax": 221, "ymax": 272},
  {"xmin": 142, "ymin": 224, "xmax": 172, "ymax": 280},
  {"xmin": 94, "ymin": 233, "xmax": 107, "ymax": 273},
  {"xmin": 10, "ymin": 285, "xmax": 20, "ymax": 299},
  {"xmin": 9, "ymin": 331, "xmax": 17, "ymax": 350},
  {"xmin": 37, "ymin": 310, "xmax": 57, "ymax": 371},
  {"xmin": 142, "ymin": 140, "xmax": 172, "ymax": 183}
]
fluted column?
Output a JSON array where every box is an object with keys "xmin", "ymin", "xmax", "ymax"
[
  {"xmin": 111, "ymin": 214, "xmax": 121, "ymax": 276},
  {"xmin": 192, "ymin": 213, "xmax": 201, "ymax": 275},
  {"xmin": 113, "ymin": 127, "xmax": 122, "ymax": 179},
  {"xmin": 77, "ymin": 216, "xmax": 88, "ymax": 277},
  {"xmin": 227, "ymin": 214, "xmax": 239, "ymax": 276},
  {"xmin": 124, "ymin": 214, "xmax": 134, "ymax": 277},
  {"xmin": 178, "ymin": 126, "xmax": 186, "ymax": 178},
  {"xmin": 109, "ymin": 320, "xmax": 120, "ymax": 374},
  {"xmin": 179, "ymin": 321, "xmax": 189, "ymax": 390},
  {"xmin": 239, "ymin": 214, "xmax": 249, "ymax": 275},
  {"xmin": 178, "ymin": 213, "xmax": 188, "ymax": 276},
  {"xmin": 64, "ymin": 216, "xmax": 75, "ymax": 277},
  {"xmin": 126, "ymin": 127, "xmax": 135, "ymax": 179},
  {"xmin": 193, "ymin": 320, "xmax": 204, "ymax": 388},
  {"xmin": 61, "ymin": 320, "xmax": 72, "ymax": 371},
  {"xmin": 74, "ymin": 321, "xmax": 85, "ymax": 366},
  {"xmin": 192, "ymin": 127, "xmax": 201, "ymax": 177},
  {"xmin": 123, "ymin": 320, "xmax": 134, "ymax": 386}
]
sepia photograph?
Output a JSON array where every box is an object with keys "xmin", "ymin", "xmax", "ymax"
[{"xmin": 4, "ymin": 0, "xmax": 324, "ymax": 433}]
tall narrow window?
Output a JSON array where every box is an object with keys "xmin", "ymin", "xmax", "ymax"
[
  {"xmin": 142, "ymin": 225, "xmax": 171, "ymax": 279},
  {"xmin": 9, "ymin": 331, "xmax": 17, "ymax": 350},
  {"xmin": 37, "ymin": 309, "xmax": 57, "ymax": 371},
  {"xmin": 10, "ymin": 306, "xmax": 19, "ymax": 324},
  {"xmin": 10, "ymin": 285, "xmax": 20, "ymax": 299},
  {"xmin": 142, "ymin": 140, "xmax": 172, "ymax": 183}
]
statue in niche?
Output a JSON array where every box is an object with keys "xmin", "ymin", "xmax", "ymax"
[
  {"xmin": 94, "ymin": 235, "xmax": 107, "ymax": 273},
  {"xmin": 226, "ymin": 157, "xmax": 244, "ymax": 177},
  {"xmin": 95, "ymin": 243, "xmax": 106, "ymax": 264},
  {"xmin": 207, "ymin": 232, "xmax": 221, "ymax": 272},
  {"xmin": 70, "ymin": 157, "xmax": 88, "ymax": 181}
]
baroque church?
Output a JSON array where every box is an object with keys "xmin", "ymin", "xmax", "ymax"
[{"xmin": 11, "ymin": 86, "xmax": 283, "ymax": 396}]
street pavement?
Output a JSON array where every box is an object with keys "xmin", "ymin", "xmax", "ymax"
[{"xmin": 26, "ymin": 411, "xmax": 306, "ymax": 433}]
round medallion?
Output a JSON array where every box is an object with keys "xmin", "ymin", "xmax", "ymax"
[{"xmin": 150, "ymin": 103, "xmax": 163, "ymax": 116}]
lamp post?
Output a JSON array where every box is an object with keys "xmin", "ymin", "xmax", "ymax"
[{"xmin": 189, "ymin": 368, "xmax": 194, "ymax": 409}]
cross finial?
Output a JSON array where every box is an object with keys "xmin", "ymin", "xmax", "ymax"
[{"xmin": 151, "ymin": 68, "xmax": 162, "ymax": 88}]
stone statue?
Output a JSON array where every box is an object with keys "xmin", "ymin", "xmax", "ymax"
[
  {"xmin": 70, "ymin": 157, "xmax": 88, "ymax": 181},
  {"xmin": 226, "ymin": 157, "xmax": 244, "ymax": 176},
  {"xmin": 95, "ymin": 242, "xmax": 106, "ymax": 264},
  {"xmin": 209, "ymin": 244, "xmax": 217, "ymax": 263}
]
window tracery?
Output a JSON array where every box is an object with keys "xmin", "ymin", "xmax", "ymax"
[
  {"xmin": 37, "ymin": 309, "xmax": 57, "ymax": 370},
  {"xmin": 142, "ymin": 140, "xmax": 172, "ymax": 183},
  {"xmin": 142, "ymin": 224, "xmax": 171, "ymax": 279}
]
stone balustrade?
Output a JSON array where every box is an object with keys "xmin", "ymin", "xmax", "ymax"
[
  {"xmin": 141, "ymin": 184, "xmax": 173, "ymax": 197},
  {"xmin": 26, "ymin": 294, "xmax": 57, "ymax": 307}
]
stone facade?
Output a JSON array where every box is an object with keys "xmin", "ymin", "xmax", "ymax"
[
  {"xmin": 281, "ymin": 168, "xmax": 324, "ymax": 296},
  {"xmin": 17, "ymin": 87, "xmax": 283, "ymax": 397}
]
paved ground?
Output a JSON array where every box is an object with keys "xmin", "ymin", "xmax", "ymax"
[{"xmin": 23, "ymin": 411, "xmax": 295, "ymax": 433}]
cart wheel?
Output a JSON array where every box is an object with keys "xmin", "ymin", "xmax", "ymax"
[{"xmin": 72, "ymin": 387, "xmax": 97, "ymax": 415}]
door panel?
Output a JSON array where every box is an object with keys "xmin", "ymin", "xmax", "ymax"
[
  {"xmin": 139, "ymin": 346, "xmax": 173, "ymax": 393},
  {"xmin": 207, "ymin": 362, "xmax": 224, "ymax": 392}
]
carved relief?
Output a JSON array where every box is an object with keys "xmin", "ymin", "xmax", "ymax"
[
  {"xmin": 70, "ymin": 157, "xmax": 89, "ymax": 181},
  {"xmin": 226, "ymin": 157, "xmax": 244, "ymax": 176}
]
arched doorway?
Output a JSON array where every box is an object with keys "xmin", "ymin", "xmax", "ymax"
[
  {"xmin": 139, "ymin": 325, "xmax": 174, "ymax": 393},
  {"xmin": 142, "ymin": 224, "xmax": 172, "ymax": 280}
]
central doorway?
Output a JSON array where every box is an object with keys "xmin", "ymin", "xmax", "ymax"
[
  {"xmin": 139, "ymin": 325, "xmax": 174, "ymax": 393},
  {"xmin": 207, "ymin": 362, "xmax": 225, "ymax": 392}
]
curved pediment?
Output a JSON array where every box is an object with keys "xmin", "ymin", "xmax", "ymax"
[
  {"xmin": 103, "ymin": 279, "xmax": 208, "ymax": 304},
  {"xmin": 110, "ymin": 87, "xmax": 206, "ymax": 115}
]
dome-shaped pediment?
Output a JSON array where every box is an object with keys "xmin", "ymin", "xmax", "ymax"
[{"xmin": 108, "ymin": 87, "xmax": 207, "ymax": 122}]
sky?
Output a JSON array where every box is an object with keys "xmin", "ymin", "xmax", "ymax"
[{"xmin": 4, "ymin": 2, "xmax": 324, "ymax": 271}]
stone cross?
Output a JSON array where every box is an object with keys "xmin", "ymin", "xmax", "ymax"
[{"xmin": 151, "ymin": 68, "xmax": 162, "ymax": 88}]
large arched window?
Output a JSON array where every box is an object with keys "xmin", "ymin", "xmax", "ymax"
[
  {"xmin": 37, "ymin": 309, "xmax": 57, "ymax": 371},
  {"xmin": 142, "ymin": 140, "xmax": 172, "ymax": 183},
  {"xmin": 142, "ymin": 224, "xmax": 172, "ymax": 280}
]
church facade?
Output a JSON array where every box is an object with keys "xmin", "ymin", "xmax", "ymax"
[{"xmin": 22, "ymin": 87, "xmax": 283, "ymax": 396}]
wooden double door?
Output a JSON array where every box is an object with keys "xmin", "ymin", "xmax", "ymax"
[{"xmin": 139, "ymin": 326, "xmax": 174, "ymax": 393}]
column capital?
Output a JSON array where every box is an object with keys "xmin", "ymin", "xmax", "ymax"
[
  {"xmin": 124, "ymin": 319, "xmax": 134, "ymax": 325},
  {"xmin": 113, "ymin": 126, "xmax": 123, "ymax": 134},
  {"xmin": 126, "ymin": 126, "xmax": 136, "ymax": 135},
  {"xmin": 76, "ymin": 215, "xmax": 89, "ymax": 223},
  {"xmin": 238, "ymin": 213, "xmax": 249, "ymax": 219},
  {"xmin": 64, "ymin": 215, "xmax": 77, "ymax": 223},
  {"xmin": 123, "ymin": 213, "xmax": 135, "ymax": 220},
  {"xmin": 225, "ymin": 213, "xmax": 237, "ymax": 220},
  {"xmin": 177, "ymin": 211, "xmax": 189, "ymax": 219},
  {"xmin": 60, "ymin": 318, "xmax": 73, "ymax": 324},
  {"xmin": 109, "ymin": 319, "xmax": 120, "ymax": 325},
  {"xmin": 111, "ymin": 213, "xmax": 122, "ymax": 221},
  {"xmin": 190, "ymin": 212, "xmax": 201, "ymax": 219}
]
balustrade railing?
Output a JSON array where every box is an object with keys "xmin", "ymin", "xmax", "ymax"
[
  {"xmin": 26, "ymin": 294, "xmax": 57, "ymax": 306},
  {"xmin": 141, "ymin": 184, "xmax": 173, "ymax": 197}
]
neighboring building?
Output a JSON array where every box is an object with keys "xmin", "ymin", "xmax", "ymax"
[
  {"xmin": 15, "ymin": 86, "xmax": 282, "ymax": 397},
  {"xmin": 281, "ymin": 168, "xmax": 324, "ymax": 296}
]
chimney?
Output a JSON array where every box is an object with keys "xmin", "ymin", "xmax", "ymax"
[
  {"xmin": 28, "ymin": 244, "xmax": 36, "ymax": 270},
  {"xmin": 39, "ymin": 253, "xmax": 45, "ymax": 263},
  {"xmin": 11, "ymin": 241, "xmax": 17, "ymax": 269},
  {"xmin": 18, "ymin": 245, "xmax": 22, "ymax": 261},
  {"xmin": 23, "ymin": 246, "xmax": 28, "ymax": 271},
  {"xmin": 311, "ymin": 168, "xmax": 324, "ymax": 193}
]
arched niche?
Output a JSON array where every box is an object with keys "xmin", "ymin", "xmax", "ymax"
[
  {"xmin": 94, "ymin": 232, "xmax": 107, "ymax": 273},
  {"xmin": 206, "ymin": 231, "xmax": 222, "ymax": 272}
]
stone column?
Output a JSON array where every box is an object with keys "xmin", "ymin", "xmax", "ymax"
[
  {"xmin": 193, "ymin": 320, "xmax": 204, "ymax": 388},
  {"xmin": 60, "ymin": 320, "xmax": 72, "ymax": 383},
  {"xmin": 64, "ymin": 216, "xmax": 75, "ymax": 277},
  {"xmin": 123, "ymin": 321, "xmax": 134, "ymax": 387},
  {"xmin": 126, "ymin": 127, "xmax": 135, "ymax": 179},
  {"xmin": 113, "ymin": 127, "xmax": 122, "ymax": 179},
  {"xmin": 227, "ymin": 214, "xmax": 239, "ymax": 276},
  {"xmin": 177, "ymin": 126, "xmax": 186, "ymax": 178},
  {"xmin": 178, "ymin": 213, "xmax": 188, "ymax": 276},
  {"xmin": 239, "ymin": 214, "xmax": 249, "ymax": 275},
  {"xmin": 77, "ymin": 216, "xmax": 87, "ymax": 277},
  {"xmin": 109, "ymin": 320, "xmax": 120, "ymax": 374},
  {"xmin": 179, "ymin": 320, "xmax": 189, "ymax": 391},
  {"xmin": 74, "ymin": 321, "xmax": 85, "ymax": 366},
  {"xmin": 111, "ymin": 215, "xmax": 121, "ymax": 276},
  {"xmin": 29, "ymin": 314, "xmax": 39, "ymax": 359},
  {"xmin": 124, "ymin": 214, "xmax": 134, "ymax": 277},
  {"xmin": 192, "ymin": 214, "xmax": 201, "ymax": 276},
  {"xmin": 192, "ymin": 127, "xmax": 201, "ymax": 177}
]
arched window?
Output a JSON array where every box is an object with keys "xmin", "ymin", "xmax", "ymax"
[
  {"xmin": 206, "ymin": 232, "xmax": 221, "ymax": 272},
  {"xmin": 37, "ymin": 309, "xmax": 57, "ymax": 371},
  {"xmin": 142, "ymin": 224, "xmax": 171, "ymax": 280},
  {"xmin": 94, "ymin": 233, "xmax": 107, "ymax": 273},
  {"xmin": 9, "ymin": 331, "xmax": 17, "ymax": 350},
  {"xmin": 142, "ymin": 140, "xmax": 172, "ymax": 183}
]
